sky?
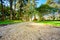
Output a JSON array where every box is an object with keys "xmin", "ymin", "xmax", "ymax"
[
  {"xmin": 4, "ymin": 0, "xmax": 47, "ymax": 7},
  {"xmin": 37, "ymin": 0, "xmax": 47, "ymax": 7}
]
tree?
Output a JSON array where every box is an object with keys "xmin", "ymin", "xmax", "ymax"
[
  {"xmin": 13, "ymin": 0, "xmax": 16, "ymax": 20},
  {"xmin": 0, "ymin": 0, "xmax": 5, "ymax": 21},
  {"xmin": 9, "ymin": 0, "xmax": 13, "ymax": 20},
  {"xmin": 16, "ymin": 0, "xmax": 28, "ymax": 20},
  {"xmin": 46, "ymin": 0, "xmax": 60, "ymax": 20},
  {"xmin": 37, "ymin": 4, "xmax": 58, "ymax": 20}
]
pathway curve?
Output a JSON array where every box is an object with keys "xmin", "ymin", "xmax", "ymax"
[{"xmin": 0, "ymin": 22, "xmax": 60, "ymax": 40}]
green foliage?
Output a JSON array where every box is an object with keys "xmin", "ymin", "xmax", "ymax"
[{"xmin": 37, "ymin": 4, "xmax": 58, "ymax": 13}]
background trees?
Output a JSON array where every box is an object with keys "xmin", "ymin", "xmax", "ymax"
[{"xmin": 0, "ymin": 0, "xmax": 60, "ymax": 21}]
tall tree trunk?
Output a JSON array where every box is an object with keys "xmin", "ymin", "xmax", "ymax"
[
  {"xmin": 10, "ymin": 0, "xmax": 13, "ymax": 20},
  {"xmin": 19, "ymin": 1, "xmax": 23, "ymax": 20},
  {"xmin": 53, "ymin": 12, "xmax": 55, "ymax": 20},
  {"xmin": 13, "ymin": 0, "xmax": 16, "ymax": 20},
  {"xmin": 1, "ymin": 0, "xmax": 5, "ymax": 21}
]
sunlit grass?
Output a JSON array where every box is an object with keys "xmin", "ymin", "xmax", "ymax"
[
  {"xmin": 0, "ymin": 20, "xmax": 23, "ymax": 25},
  {"xmin": 37, "ymin": 21, "xmax": 60, "ymax": 27}
]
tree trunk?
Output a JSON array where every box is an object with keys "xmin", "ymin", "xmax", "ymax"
[
  {"xmin": 19, "ymin": 2, "xmax": 23, "ymax": 20},
  {"xmin": 53, "ymin": 12, "xmax": 55, "ymax": 20},
  {"xmin": 13, "ymin": 0, "xmax": 16, "ymax": 20},
  {"xmin": 10, "ymin": 0, "xmax": 13, "ymax": 20},
  {"xmin": 1, "ymin": 0, "xmax": 5, "ymax": 21},
  {"xmin": 33, "ymin": 15, "xmax": 37, "ymax": 21}
]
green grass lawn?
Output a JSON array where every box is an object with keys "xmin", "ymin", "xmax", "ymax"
[
  {"xmin": 0, "ymin": 20, "xmax": 22, "ymax": 25},
  {"xmin": 37, "ymin": 21, "xmax": 60, "ymax": 27}
]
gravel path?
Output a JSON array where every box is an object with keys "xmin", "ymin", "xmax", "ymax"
[{"xmin": 0, "ymin": 22, "xmax": 60, "ymax": 40}]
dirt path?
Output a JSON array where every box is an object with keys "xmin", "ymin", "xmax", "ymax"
[{"xmin": 0, "ymin": 22, "xmax": 60, "ymax": 40}]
